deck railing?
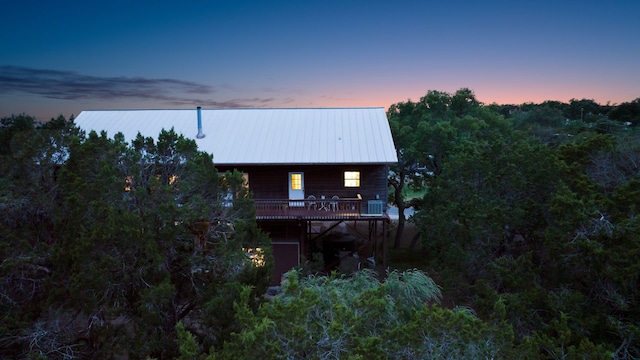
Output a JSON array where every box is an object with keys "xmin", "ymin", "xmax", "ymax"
[{"xmin": 254, "ymin": 198, "xmax": 365, "ymax": 219}]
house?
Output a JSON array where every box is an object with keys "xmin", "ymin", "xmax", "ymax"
[{"xmin": 74, "ymin": 107, "xmax": 398, "ymax": 284}]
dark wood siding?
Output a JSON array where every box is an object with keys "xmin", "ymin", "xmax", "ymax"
[
  {"xmin": 257, "ymin": 220, "xmax": 304, "ymax": 241},
  {"xmin": 216, "ymin": 164, "xmax": 388, "ymax": 206}
]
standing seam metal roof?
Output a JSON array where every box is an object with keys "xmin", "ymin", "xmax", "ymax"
[{"xmin": 73, "ymin": 108, "xmax": 398, "ymax": 165}]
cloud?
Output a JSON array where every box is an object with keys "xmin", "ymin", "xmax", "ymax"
[
  {"xmin": 164, "ymin": 97, "xmax": 277, "ymax": 108},
  {"xmin": 0, "ymin": 66, "xmax": 282, "ymax": 108}
]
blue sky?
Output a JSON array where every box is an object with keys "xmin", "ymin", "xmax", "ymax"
[{"xmin": 1, "ymin": 0, "xmax": 639, "ymax": 120}]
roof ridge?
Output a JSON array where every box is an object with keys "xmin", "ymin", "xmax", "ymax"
[{"xmin": 80, "ymin": 107, "xmax": 385, "ymax": 112}]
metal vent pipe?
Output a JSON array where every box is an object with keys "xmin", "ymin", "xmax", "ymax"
[{"xmin": 196, "ymin": 106, "xmax": 205, "ymax": 139}]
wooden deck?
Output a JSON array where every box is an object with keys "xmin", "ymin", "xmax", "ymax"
[{"xmin": 254, "ymin": 199, "xmax": 385, "ymax": 220}]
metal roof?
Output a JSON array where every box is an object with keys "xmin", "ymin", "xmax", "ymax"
[{"xmin": 74, "ymin": 108, "xmax": 398, "ymax": 165}]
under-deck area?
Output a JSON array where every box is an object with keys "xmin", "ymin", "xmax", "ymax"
[
  {"xmin": 260, "ymin": 214, "xmax": 390, "ymax": 285},
  {"xmin": 306, "ymin": 218, "xmax": 389, "ymax": 271}
]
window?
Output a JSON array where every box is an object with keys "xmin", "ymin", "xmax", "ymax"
[
  {"xmin": 243, "ymin": 172, "xmax": 249, "ymax": 188},
  {"xmin": 291, "ymin": 173, "xmax": 302, "ymax": 190},
  {"xmin": 169, "ymin": 174, "xmax": 179, "ymax": 189},
  {"xmin": 344, "ymin": 171, "xmax": 360, "ymax": 187},
  {"xmin": 124, "ymin": 176, "xmax": 133, "ymax": 191},
  {"xmin": 244, "ymin": 247, "xmax": 265, "ymax": 267}
]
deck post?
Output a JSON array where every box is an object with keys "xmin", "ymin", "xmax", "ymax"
[
  {"xmin": 382, "ymin": 219, "xmax": 387, "ymax": 269},
  {"xmin": 300, "ymin": 220, "xmax": 306, "ymax": 263}
]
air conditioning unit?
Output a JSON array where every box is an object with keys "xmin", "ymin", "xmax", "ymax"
[{"xmin": 367, "ymin": 200, "xmax": 383, "ymax": 215}]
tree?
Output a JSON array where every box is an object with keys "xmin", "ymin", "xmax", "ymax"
[
  {"xmin": 0, "ymin": 115, "xmax": 78, "ymax": 358},
  {"xmin": 567, "ymin": 98, "xmax": 605, "ymax": 121},
  {"xmin": 512, "ymin": 104, "xmax": 565, "ymax": 130},
  {"xmin": 0, "ymin": 120, "xmax": 272, "ymax": 358},
  {"xmin": 609, "ymin": 98, "xmax": 640, "ymax": 126},
  {"xmin": 387, "ymin": 99, "xmax": 432, "ymax": 248},
  {"xmin": 451, "ymin": 87, "xmax": 481, "ymax": 117},
  {"xmin": 0, "ymin": 114, "xmax": 36, "ymax": 156},
  {"xmin": 413, "ymin": 114, "xmax": 639, "ymax": 356},
  {"xmin": 417, "ymin": 130, "xmax": 561, "ymax": 287},
  {"xmin": 387, "ymin": 89, "xmax": 490, "ymax": 248}
]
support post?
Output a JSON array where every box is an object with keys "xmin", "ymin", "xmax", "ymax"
[{"xmin": 382, "ymin": 219, "xmax": 387, "ymax": 269}]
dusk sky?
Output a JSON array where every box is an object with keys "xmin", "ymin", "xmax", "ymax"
[{"xmin": 1, "ymin": 0, "xmax": 639, "ymax": 121}]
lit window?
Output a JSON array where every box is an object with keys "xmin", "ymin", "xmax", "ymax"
[
  {"xmin": 124, "ymin": 176, "xmax": 133, "ymax": 191},
  {"xmin": 291, "ymin": 173, "xmax": 302, "ymax": 190},
  {"xmin": 344, "ymin": 171, "xmax": 360, "ymax": 187},
  {"xmin": 153, "ymin": 174, "xmax": 179, "ymax": 187}
]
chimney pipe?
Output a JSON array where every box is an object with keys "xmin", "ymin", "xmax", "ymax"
[{"xmin": 196, "ymin": 106, "xmax": 205, "ymax": 139}]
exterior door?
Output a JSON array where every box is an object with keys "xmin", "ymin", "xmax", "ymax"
[
  {"xmin": 271, "ymin": 242, "xmax": 300, "ymax": 285},
  {"xmin": 288, "ymin": 172, "xmax": 304, "ymax": 206}
]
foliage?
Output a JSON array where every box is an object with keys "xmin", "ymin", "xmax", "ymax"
[
  {"xmin": 386, "ymin": 88, "xmax": 485, "ymax": 248},
  {"xmin": 0, "ymin": 117, "xmax": 271, "ymax": 358},
  {"xmin": 512, "ymin": 104, "xmax": 565, "ymax": 132},
  {"xmin": 4, "ymin": 92, "xmax": 640, "ymax": 358},
  {"xmin": 608, "ymin": 98, "xmax": 640, "ymax": 126},
  {"xmin": 204, "ymin": 269, "xmax": 525, "ymax": 359},
  {"xmin": 407, "ymin": 94, "xmax": 640, "ymax": 357}
]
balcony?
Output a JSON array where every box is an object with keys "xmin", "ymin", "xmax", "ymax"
[{"xmin": 254, "ymin": 198, "xmax": 385, "ymax": 220}]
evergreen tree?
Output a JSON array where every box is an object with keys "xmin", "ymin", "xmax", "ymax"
[{"xmin": 0, "ymin": 119, "xmax": 271, "ymax": 358}]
